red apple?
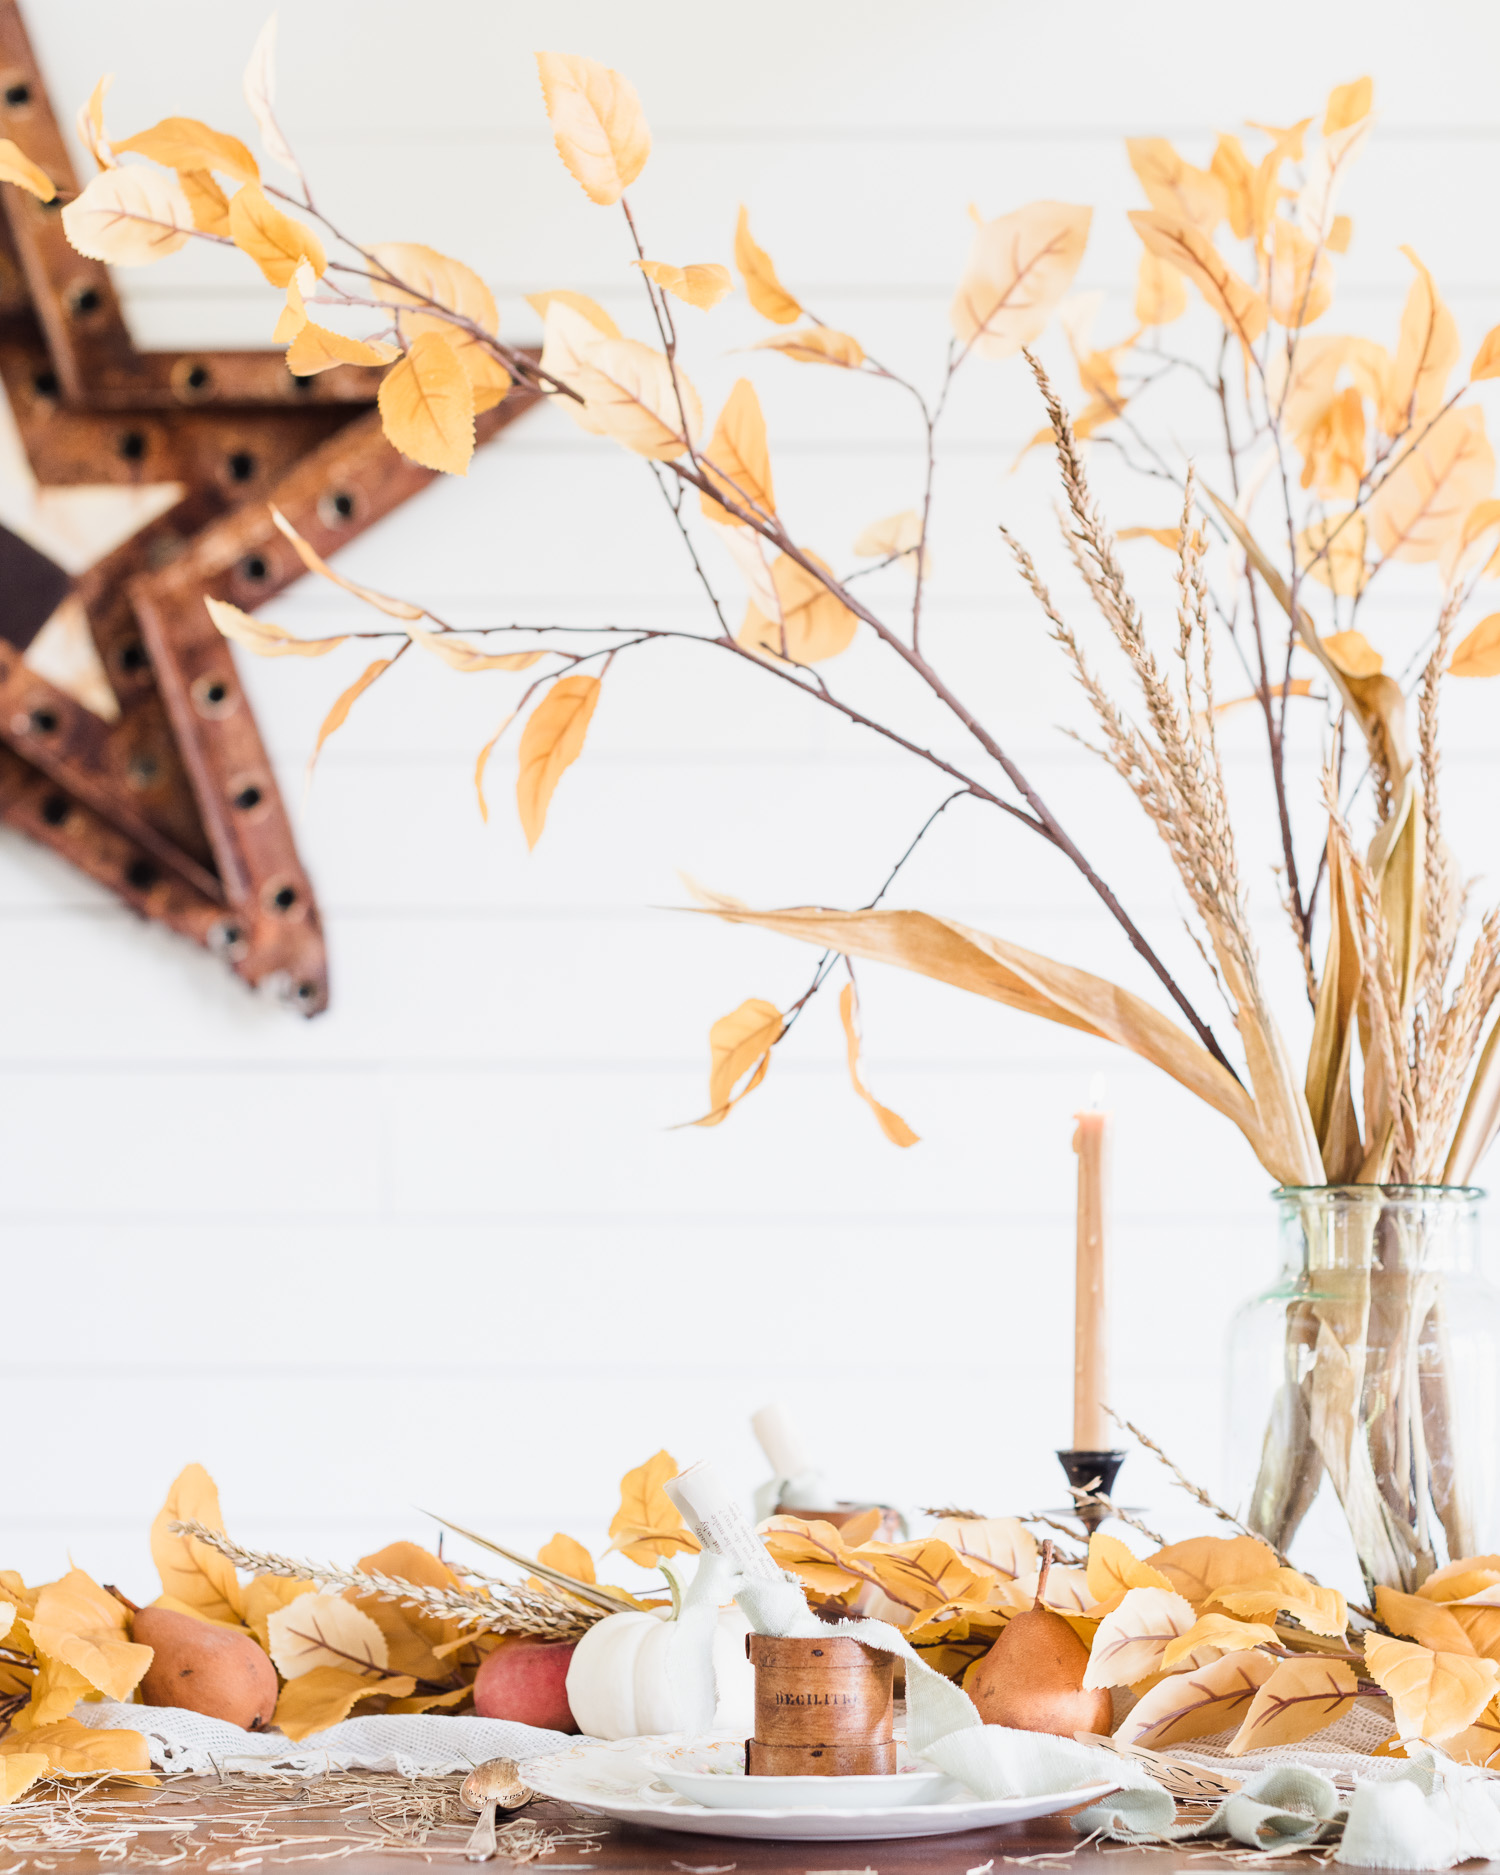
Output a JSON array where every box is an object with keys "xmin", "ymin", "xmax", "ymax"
[{"xmin": 473, "ymin": 1639, "xmax": 579, "ymax": 1732}]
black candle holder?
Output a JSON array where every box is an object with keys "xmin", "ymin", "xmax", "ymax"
[{"xmin": 1055, "ymin": 1448, "xmax": 1128, "ymax": 1535}]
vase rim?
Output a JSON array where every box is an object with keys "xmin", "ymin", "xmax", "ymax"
[{"xmin": 1273, "ymin": 1182, "xmax": 1486, "ymax": 1200}]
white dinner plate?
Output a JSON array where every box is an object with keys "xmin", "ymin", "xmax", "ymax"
[
  {"xmin": 641, "ymin": 1736, "xmax": 953, "ymax": 1810},
  {"xmin": 520, "ymin": 1736, "xmax": 1118, "ymax": 1842}
]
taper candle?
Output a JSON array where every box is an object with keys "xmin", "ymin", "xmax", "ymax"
[{"xmin": 1072, "ymin": 1076, "xmax": 1112, "ymax": 1450}]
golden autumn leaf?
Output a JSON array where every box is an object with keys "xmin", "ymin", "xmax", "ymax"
[
  {"xmin": 1448, "ymin": 1697, "xmax": 1500, "ymax": 1768},
  {"xmin": 1211, "ymin": 1568, "xmax": 1347, "ymax": 1638},
  {"xmin": 1380, "ymin": 247, "xmax": 1460, "ymax": 436},
  {"xmin": 1129, "ymin": 210, "xmax": 1266, "ymax": 347},
  {"xmin": 0, "ymin": 138, "xmax": 55, "ymax": 201},
  {"xmin": 242, "ymin": 1574, "xmax": 314, "ymax": 1651},
  {"xmin": 1418, "ymin": 1560, "xmax": 1500, "ymax": 1602},
  {"xmin": 379, "ymin": 331, "xmax": 475, "ymax": 476},
  {"xmin": 150, "ymin": 1465, "xmax": 244, "ymax": 1626},
  {"xmin": 699, "ymin": 378, "xmax": 775, "ymax": 528},
  {"xmin": 1445, "ymin": 497, "xmax": 1500, "ymax": 582},
  {"xmin": 206, "ymin": 596, "xmax": 346, "ymax": 659},
  {"xmin": 1118, "ymin": 526, "xmax": 1185, "ymax": 550},
  {"xmin": 535, "ymin": 52, "xmax": 649, "ymax": 206},
  {"xmin": 1082, "ymin": 1585, "xmax": 1197, "ymax": 1689},
  {"xmin": 635, "ymin": 259, "xmax": 731, "ymax": 310},
  {"xmin": 1126, "ymin": 138, "xmax": 1225, "ymax": 235},
  {"xmin": 760, "ymin": 1517, "xmax": 865, "ymax": 1597},
  {"xmin": 1451, "ymin": 615, "xmax": 1500, "ymax": 678},
  {"xmin": 537, "ymin": 1534, "xmax": 595, "ymax": 1584},
  {"xmin": 734, "ymin": 207, "xmax": 801, "ymax": 324},
  {"xmin": 516, "ymin": 673, "xmax": 601, "ymax": 849},
  {"xmin": 0, "ymin": 1719, "xmax": 154, "ymax": 1783},
  {"xmin": 266, "ymin": 507, "xmax": 424, "ymax": 622},
  {"xmin": 570, "ymin": 336, "xmax": 701, "ymax": 459},
  {"xmin": 0, "ymin": 1754, "xmax": 47, "ymax": 1805},
  {"xmin": 63, "ymin": 165, "xmax": 192, "ymax": 265},
  {"xmin": 1367, "ymin": 406, "xmax": 1494, "ymax": 563},
  {"xmin": 406, "ymin": 627, "xmax": 544, "ymax": 674},
  {"xmin": 228, "ymin": 181, "xmax": 325, "ymax": 286},
  {"xmin": 1211, "ymin": 134, "xmax": 1255, "ymax": 240},
  {"xmin": 1324, "ymin": 77, "xmax": 1374, "ymax": 135},
  {"xmin": 1115, "ymin": 1649, "xmax": 1278, "ymax": 1748},
  {"xmin": 266, "ymin": 1593, "xmax": 389, "ymax": 1680},
  {"xmin": 927, "ymin": 1517, "xmax": 1036, "ymax": 1582},
  {"xmin": 309, "ymin": 658, "xmax": 394, "ymax": 774},
  {"xmin": 113, "ymin": 116, "xmax": 257, "ymax": 181},
  {"xmin": 950, "ymin": 201, "xmax": 1091, "ymax": 358},
  {"xmin": 1377, "ymin": 1585, "xmax": 1476, "ymax": 1655},
  {"xmin": 687, "ymin": 997, "xmax": 784, "ymax": 1128},
  {"xmin": 75, "ymin": 74, "xmax": 113, "ymax": 172},
  {"xmin": 14, "ymin": 1656, "xmax": 92, "ymax": 1730},
  {"xmin": 608, "ymin": 1450, "xmax": 701, "ymax": 1566},
  {"xmin": 1365, "ymin": 1634, "xmax": 1500, "ymax": 1742},
  {"xmin": 1086, "ymin": 1533, "xmax": 1175, "ymax": 1611},
  {"xmin": 739, "ymin": 551, "xmax": 859, "ymax": 666},
  {"xmin": 1471, "ymin": 326, "xmax": 1500, "ymax": 382},
  {"xmin": 1298, "ymin": 513, "xmax": 1368, "ymax": 596},
  {"xmin": 180, "ymin": 169, "xmax": 229, "ymax": 234},
  {"xmin": 273, "ymin": 1666, "xmax": 416, "ymax": 1743},
  {"xmin": 28, "ymin": 1572, "xmax": 152, "ymax": 1703},
  {"xmin": 287, "ymin": 322, "xmax": 398, "ymax": 376},
  {"xmin": 860, "ymin": 1540, "xmax": 989, "ymax": 1619},
  {"xmin": 1321, "ymin": 629, "xmax": 1382, "ymax": 677},
  {"xmin": 752, "ymin": 327, "xmax": 864, "ymax": 368},
  {"xmin": 538, "ymin": 301, "xmax": 611, "ymax": 436},
  {"xmin": 839, "ymin": 979, "xmax": 918, "ymax": 1147},
  {"xmin": 1269, "ymin": 216, "xmax": 1332, "ymax": 328},
  {"xmin": 351, "ymin": 1544, "xmax": 470, "ymax": 1676},
  {"xmin": 526, "ymin": 289, "xmax": 620, "ymax": 339},
  {"xmin": 1135, "ymin": 249, "xmax": 1187, "ymax": 326},
  {"xmin": 1227, "ymin": 1655, "xmax": 1358, "ymax": 1755},
  {"xmin": 368, "ymin": 242, "xmax": 511, "ymax": 412},
  {"xmin": 1161, "ymin": 1613, "xmax": 1282, "ymax": 1671}
]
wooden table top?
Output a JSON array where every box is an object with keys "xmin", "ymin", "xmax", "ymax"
[{"xmin": 0, "ymin": 1776, "xmax": 1485, "ymax": 1875}]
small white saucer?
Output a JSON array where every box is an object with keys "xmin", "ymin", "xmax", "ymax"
[{"xmin": 641, "ymin": 1737, "xmax": 953, "ymax": 1810}]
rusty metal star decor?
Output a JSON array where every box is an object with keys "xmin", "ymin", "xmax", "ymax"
[{"xmin": 0, "ymin": 0, "xmax": 537, "ymax": 1013}]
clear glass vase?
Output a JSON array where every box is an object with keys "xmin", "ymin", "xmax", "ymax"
[{"xmin": 1228, "ymin": 1185, "xmax": 1500, "ymax": 1598}]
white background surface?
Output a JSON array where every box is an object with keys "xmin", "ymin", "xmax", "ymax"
[{"xmin": 7, "ymin": 0, "xmax": 1500, "ymax": 1598}]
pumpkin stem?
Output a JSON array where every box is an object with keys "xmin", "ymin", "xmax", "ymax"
[
  {"xmin": 1033, "ymin": 1540, "xmax": 1054, "ymax": 1611},
  {"xmin": 659, "ymin": 1557, "xmax": 686, "ymax": 1621}
]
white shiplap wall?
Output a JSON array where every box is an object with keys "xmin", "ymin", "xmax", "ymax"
[{"xmin": 8, "ymin": 0, "xmax": 1500, "ymax": 1595}]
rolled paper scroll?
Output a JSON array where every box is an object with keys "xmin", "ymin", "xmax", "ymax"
[
  {"xmin": 665, "ymin": 1460, "xmax": 783, "ymax": 1581},
  {"xmin": 750, "ymin": 1401, "xmax": 831, "ymax": 1511}
]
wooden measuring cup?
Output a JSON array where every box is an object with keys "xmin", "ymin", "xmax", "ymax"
[{"xmin": 744, "ymin": 1633, "xmax": 896, "ymax": 1776}]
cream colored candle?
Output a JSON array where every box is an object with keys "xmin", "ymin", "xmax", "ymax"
[{"xmin": 1072, "ymin": 1083, "xmax": 1112, "ymax": 1450}]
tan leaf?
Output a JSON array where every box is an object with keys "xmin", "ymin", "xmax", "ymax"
[
  {"xmin": 14, "ymin": 1656, "xmax": 92, "ymax": 1730},
  {"xmin": 1211, "ymin": 134, "xmax": 1256, "ymax": 240},
  {"xmin": 368, "ymin": 243, "xmax": 510, "ymax": 412},
  {"xmin": 516, "ymin": 673, "xmax": 600, "ymax": 848},
  {"xmin": 734, "ymin": 207, "xmax": 801, "ymax": 323},
  {"xmin": 839, "ymin": 979, "xmax": 917, "ymax": 1147},
  {"xmin": 1444, "ymin": 497, "xmax": 1500, "ymax": 582},
  {"xmin": 63, "ymin": 165, "xmax": 192, "ymax": 265},
  {"xmin": 1135, "ymin": 250, "xmax": 1187, "ymax": 326},
  {"xmin": 228, "ymin": 182, "xmax": 324, "ymax": 286},
  {"xmin": 286, "ymin": 322, "xmax": 397, "ymax": 376},
  {"xmin": 1298, "ymin": 513, "xmax": 1368, "ymax": 596},
  {"xmin": 1126, "ymin": 139, "xmax": 1225, "ymax": 235},
  {"xmin": 206, "ymin": 596, "xmax": 345, "ymax": 659},
  {"xmin": 1083, "ymin": 1586, "xmax": 1197, "ymax": 1689},
  {"xmin": 1377, "ymin": 1585, "xmax": 1476, "ymax": 1655},
  {"xmin": 75, "ymin": 75, "xmax": 113, "ymax": 173},
  {"xmin": 0, "ymin": 1719, "xmax": 154, "ymax": 1784},
  {"xmin": 536, "ymin": 1534, "xmax": 595, "ymax": 1584},
  {"xmin": 1471, "ymin": 326, "xmax": 1500, "ymax": 383},
  {"xmin": 180, "ymin": 169, "xmax": 229, "ymax": 234},
  {"xmin": 635, "ymin": 259, "xmax": 731, "ymax": 311},
  {"xmin": 28, "ymin": 1572, "xmax": 152, "ymax": 1703},
  {"xmin": 1324, "ymin": 77, "xmax": 1374, "ymax": 134},
  {"xmin": 608, "ymin": 1451, "xmax": 701, "ymax": 1566},
  {"xmin": 1161, "ymin": 1613, "xmax": 1282, "ymax": 1671},
  {"xmin": 406, "ymin": 627, "xmax": 543, "ymax": 674},
  {"xmin": 1211, "ymin": 1568, "xmax": 1347, "ymax": 1638},
  {"xmin": 570, "ymin": 336, "xmax": 701, "ymax": 460},
  {"xmin": 242, "ymin": 16, "xmax": 299, "ymax": 177},
  {"xmin": 266, "ymin": 1593, "xmax": 389, "ymax": 1681},
  {"xmin": 1227, "ymin": 1655, "xmax": 1358, "ymax": 1755},
  {"xmin": 1451, "ymin": 615, "xmax": 1500, "ymax": 678},
  {"xmin": 1380, "ymin": 248, "xmax": 1460, "ymax": 436},
  {"xmin": 926, "ymin": 1518, "xmax": 1036, "ymax": 1582},
  {"xmin": 150, "ymin": 1465, "xmax": 244, "ymax": 1626},
  {"xmin": 950, "ymin": 201, "xmax": 1091, "ymax": 358},
  {"xmin": 378, "ymin": 332, "xmax": 475, "ymax": 476},
  {"xmin": 525, "ymin": 289, "xmax": 620, "ymax": 339},
  {"xmin": 687, "ymin": 997, "xmax": 784, "ymax": 1129},
  {"xmin": 1086, "ymin": 1534, "xmax": 1176, "ymax": 1612},
  {"xmin": 739, "ymin": 551, "xmax": 859, "ymax": 666},
  {"xmin": 1, "ymin": 1754, "xmax": 48, "ymax": 1805},
  {"xmin": 242, "ymin": 1575, "xmax": 314, "ymax": 1651},
  {"xmin": 535, "ymin": 52, "xmax": 649, "ymax": 206},
  {"xmin": 350, "ymin": 1544, "xmax": 469, "ymax": 1671},
  {"xmin": 852, "ymin": 509, "xmax": 930, "ymax": 576},
  {"xmin": 752, "ymin": 327, "xmax": 864, "ymax": 368},
  {"xmin": 538, "ymin": 301, "xmax": 610, "ymax": 436},
  {"xmin": 113, "ymin": 117, "xmax": 257, "ymax": 181},
  {"xmin": 1367, "ymin": 406, "xmax": 1494, "ymax": 563},
  {"xmin": 699, "ymin": 378, "xmax": 775, "ymax": 528},
  {"xmin": 1269, "ymin": 217, "xmax": 1332, "ymax": 328},
  {"xmin": 1115, "ymin": 1650, "xmax": 1278, "ymax": 1748},
  {"xmin": 1118, "ymin": 526, "xmax": 1183, "ymax": 550},
  {"xmin": 273, "ymin": 1666, "xmax": 416, "ymax": 1743},
  {"xmin": 309, "ymin": 659, "xmax": 394, "ymax": 773},
  {"xmin": 1329, "ymin": 215, "xmax": 1354, "ymax": 252},
  {"xmin": 1148, "ymin": 1536, "xmax": 1280, "ymax": 1609},
  {"xmin": 267, "ymin": 507, "xmax": 424, "ymax": 622},
  {"xmin": 1448, "ymin": 1696, "xmax": 1500, "ymax": 1767},
  {"xmin": 760, "ymin": 1517, "xmax": 865, "ymax": 1597},
  {"xmin": 1365, "ymin": 1634, "xmax": 1500, "ymax": 1742},
  {"xmin": 0, "ymin": 138, "xmax": 55, "ymax": 201},
  {"xmin": 1418, "ymin": 1560, "xmax": 1500, "ymax": 1602},
  {"xmin": 1321, "ymin": 629, "xmax": 1382, "ymax": 677},
  {"xmin": 1129, "ymin": 211, "xmax": 1266, "ymax": 348}
]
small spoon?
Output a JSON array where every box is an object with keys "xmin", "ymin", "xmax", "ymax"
[{"xmin": 460, "ymin": 1758, "xmax": 534, "ymax": 1862}]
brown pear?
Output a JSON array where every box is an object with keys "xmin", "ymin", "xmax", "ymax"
[
  {"xmin": 966, "ymin": 1543, "xmax": 1113, "ymax": 1737},
  {"xmin": 132, "ymin": 1602, "xmax": 279, "ymax": 1730}
]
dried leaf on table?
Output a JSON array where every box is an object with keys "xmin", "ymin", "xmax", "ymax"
[
  {"xmin": 1114, "ymin": 1649, "xmax": 1278, "ymax": 1748},
  {"xmin": 1210, "ymin": 1568, "xmax": 1348, "ymax": 1638},
  {"xmin": 927, "ymin": 1517, "xmax": 1037, "ymax": 1582},
  {"xmin": 1446, "ymin": 1696, "xmax": 1500, "ymax": 1767},
  {"xmin": 0, "ymin": 1719, "xmax": 155, "ymax": 1784},
  {"xmin": 242, "ymin": 1574, "xmax": 314, "ymax": 1651},
  {"xmin": 1364, "ymin": 1634, "xmax": 1500, "ymax": 1742},
  {"xmin": 759, "ymin": 1517, "xmax": 865, "ymax": 1597},
  {"xmin": 150, "ymin": 1465, "xmax": 244, "ymax": 1627},
  {"xmin": 1226, "ymin": 1655, "xmax": 1358, "ymax": 1754},
  {"xmin": 1083, "ymin": 1586, "xmax": 1197, "ymax": 1689},
  {"xmin": 12, "ymin": 1655, "xmax": 92, "ymax": 1730},
  {"xmin": 536, "ymin": 52, "xmax": 650, "ymax": 206},
  {"xmin": 27, "ymin": 1571, "xmax": 153, "ymax": 1702},
  {"xmin": 0, "ymin": 1754, "xmax": 47, "ymax": 1805},
  {"xmin": 266, "ymin": 1593, "xmax": 389, "ymax": 1680},
  {"xmin": 273, "ymin": 1666, "xmax": 418, "ymax": 1742},
  {"xmin": 1149, "ymin": 1535, "xmax": 1280, "ymax": 1607},
  {"xmin": 1086, "ymin": 1534, "xmax": 1176, "ymax": 1613},
  {"xmin": 1161, "ymin": 1613, "xmax": 1282, "ymax": 1671}
]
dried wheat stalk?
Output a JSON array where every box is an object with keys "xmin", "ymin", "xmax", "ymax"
[{"xmin": 169, "ymin": 1521, "xmax": 600, "ymax": 1640}]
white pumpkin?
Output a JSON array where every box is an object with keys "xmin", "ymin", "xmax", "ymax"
[{"xmin": 565, "ymin": 1598, "xmax": 754, "ymax": 1740}]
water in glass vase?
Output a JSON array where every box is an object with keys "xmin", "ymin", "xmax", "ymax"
[{"xmin": 1229, "ymin": 1185, "xmax": 1500, "ymax": 1598}]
